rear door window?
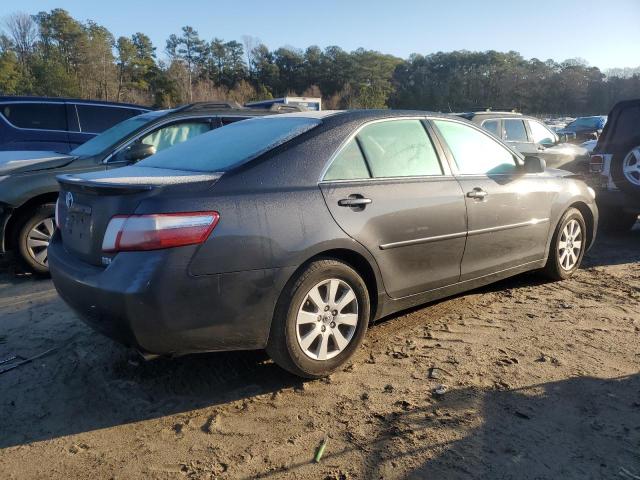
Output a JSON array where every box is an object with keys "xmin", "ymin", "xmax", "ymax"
[
  {"xmin": 503, "ymin": 119, "xmax": 528, "ymax": 142},
  {"xmin": 1, "ymin": 102, "xmax": 67, "ymax": 130},
  {"xmin": 434, "ymin": 120, "xmax": 517, "ymax": 175},
  {"xmin": 356, "ymin": 120, "xmax": 443, "ymax": 177},
  {"xmin": 324, "ymin": 139, "xmax": 370, "ymax": 180},
  {"xmin": 76, "ymin": 105, "xmax": 142, "ymax": 133}
]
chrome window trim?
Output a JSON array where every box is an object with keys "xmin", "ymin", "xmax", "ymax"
[{"xmin": 319, "ymin": 116, "xmax": 449, "ymax": 182}]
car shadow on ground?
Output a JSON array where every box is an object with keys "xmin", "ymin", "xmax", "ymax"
[
  {"xmin": 249, "ymin": 374, "xmax": 640, "ymax": 480},
  {"xmin": 0, "ymin": 340, "xmax": 306, "ymax": 449}
]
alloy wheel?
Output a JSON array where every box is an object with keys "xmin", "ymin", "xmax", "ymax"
[
  {"xmin": 622, "ymin": 147, "xmax": 640, "ymax": 186},
  {"xmin": 295, "ymin": 278, "xmax": 359, "ymax": 361},
  {"xmin": 558, "ymin": 219, "xmax": 583, "ymax": 271},
  {"xmin": 26, "ymin": 217, "xmax": 54, "ymax": 267}
]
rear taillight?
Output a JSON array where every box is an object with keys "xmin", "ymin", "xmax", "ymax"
[
  {"xmin": 590, "ymin": 154, "xmax": 604, "ymax": 173},
  {"xmin": 102, "ymin": 211, "xmax": 219, "ymax": 252}
]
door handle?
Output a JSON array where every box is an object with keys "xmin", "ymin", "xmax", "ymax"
[
  {"xmin": 466, "ymin": 188, "xmax": 488, "ymax": 200},
  {"xmin": 537, "ymin": 145, "xmax": 546, "ymax": 151},
  {"xmin": 338, "ymin": 196, "xmax": 372, "ymax": 208}
]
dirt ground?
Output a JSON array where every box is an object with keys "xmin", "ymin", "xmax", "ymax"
[{"xmin": 0, "ymin": 226, "xmax": 639, "ymax": 480}]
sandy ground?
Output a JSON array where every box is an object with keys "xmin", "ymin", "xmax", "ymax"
[{"xmin": 0, "ymin": 226, "xmax": 639, "ymax": 480}]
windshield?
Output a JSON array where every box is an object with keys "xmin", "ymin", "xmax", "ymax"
[
  {"xmin": 139, "ymin": 116, "xmax": 321, "ymax": 172},
  {"xmin": 566, "ymin": 116, "xmax": 606, "ymax": 130},
  {"xmin": 70, "ymin": 110, "xmax": 168, "ymax": 157}
]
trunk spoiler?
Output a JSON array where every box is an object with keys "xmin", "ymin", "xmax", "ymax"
[{"xmin": 57, "ymin": 167, "xmax": 223, "ymax": 195}]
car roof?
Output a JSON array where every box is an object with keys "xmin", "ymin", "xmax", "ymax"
[
  {"xmin": 459, "ymin": 111, "xmax": 524, "ymax": 120},
  {"xmin": 0, "ymin": 96, "xmax": 150, "ymax": 110},
  {"xmin": 262, "ymin": 109, "xmax": 460, "ymax": 122}
]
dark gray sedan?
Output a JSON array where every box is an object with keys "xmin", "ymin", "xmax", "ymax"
[{"xmin": 48, "ymin": 110, "xmax": 598, "ymax": 378}]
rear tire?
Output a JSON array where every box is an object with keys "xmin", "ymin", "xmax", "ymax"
[
  {"xmin": 543, "ymin": 208, "xmax": 587, "ymax": 281},
  {"xmin": 267, "ymin": 259, "xmax": 370, "ymax": 379},
  {"xmin": 16, "ymin": 204, "xmax": 55, "ymax": 275}
]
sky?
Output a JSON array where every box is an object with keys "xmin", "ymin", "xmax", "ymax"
[{"xmin": 5, "ymin": 0, "xmax": 640, "ymax": 70}]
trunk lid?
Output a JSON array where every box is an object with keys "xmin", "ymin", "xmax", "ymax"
[{"xmin": 57, "ymin": 166, "xmax": 221, "ymax": 266}]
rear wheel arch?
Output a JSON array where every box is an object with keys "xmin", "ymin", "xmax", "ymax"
[
  {"xmin": 5, "ymin": 192, "xmax": 59, "ymax": 250},
  {"xmin": 271, "ymin": 248, "xmax": 381, "ymax": 333}
]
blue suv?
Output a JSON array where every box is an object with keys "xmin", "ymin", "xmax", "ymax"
[{"xmin": 0, "ymin": 97, "xmax": 150, "ymax": 153}]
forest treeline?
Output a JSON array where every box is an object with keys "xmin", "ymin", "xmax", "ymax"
[{"xmin": 1, "ymin": 9, "xmax": 639, "ymax": 114}]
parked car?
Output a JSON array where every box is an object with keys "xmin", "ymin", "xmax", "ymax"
[
  {"xmin": 0, "ymin": 96, "xmax": 150, "ymax": 153},
  {"xmin": 0, "ymin": 102, "xmax": 283, "ymax": 274},
  {"xmin": 589, "ymin": 99, "xmax": 640, "ymax": 231},
  {"xmin": 460, "ymin": 111, "xmax": 590, "ymax": 172},
  {"xmin": 49, "ymin": 110, "xmax": 598, "ymax": 378},
  {"xmin": 556, "ymin": 115, "xmax": 607, "ymax": 144}
]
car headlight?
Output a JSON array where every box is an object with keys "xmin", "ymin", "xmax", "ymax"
[{"xmin": 587, "ymin": 186, "xmax": 596, "ymax": 199}]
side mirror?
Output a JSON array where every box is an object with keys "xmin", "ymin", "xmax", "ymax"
[
  {"xmin": 125, "ymin": 143, "xmax": 156, "ymax": 163},
  {"xmin": 523, "ymin": 155, "xmax": 546, "ymax": 173}
]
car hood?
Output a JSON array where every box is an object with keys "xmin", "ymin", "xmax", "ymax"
[{"xmin": 0, "ymin": 151, "xmax": 74, "ymax": 175}]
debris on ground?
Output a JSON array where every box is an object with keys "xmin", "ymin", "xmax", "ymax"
[
  {"xmin": 433, "ymin": 385, "xmax": 448, "ymax": 397},
  {"xmin": 0, "ymin": 347, "xmax": 57, "ymax": 374},
  {"xmin": 314, "ymin": 436, "xmax": 328, "ymax": 463}
]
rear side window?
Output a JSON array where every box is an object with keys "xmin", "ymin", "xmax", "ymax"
[
  {"xmin": 434, "ymin": 120, "xmax": 517, "ymax": 175},
  {"xmin": 139, "ymin": 117, "xmax": 320, "ymax": 172},
  {"xmin": 1, "ymin": 103, "xmax": 67, "ymax": 130},
  {"xmin": 357, "ymin": 120, "xmax": 443, "ymax": 177},
  {"xmin": 482, "ymin": 120, "xmax": 500, "ymax": 137},
  {"xmin": 324, "ymin": 139, "xmax": 370, "ymax": 180},
  {"xmin": 503, "ymin": 119, "xmax": 528, "ymax": 142},
  {"xmin": 77, "ymin": 105, "xmax": 142, "ymax": 133}
]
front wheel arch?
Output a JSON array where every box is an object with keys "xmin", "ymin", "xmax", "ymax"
[
  {"xmin": 568, "ymin": 201, "xmax": 595, "ymax": 249},
  {"xmin": 5, "ymin": 192, "xmax": 59, "ymax": 251}
]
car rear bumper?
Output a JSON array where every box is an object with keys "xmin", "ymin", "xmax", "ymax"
[{"xmin": 48, "ymin": 232, "xmax": 295, "ymax": 355}]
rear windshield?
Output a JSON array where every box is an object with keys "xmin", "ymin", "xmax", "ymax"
[
  {"xmin": 138, "ymin": 116, "xmax": 321, "ymax": 172},
  {"xmin": 71, "ymin": 110, "xmax": 167, "ymax": 157}
]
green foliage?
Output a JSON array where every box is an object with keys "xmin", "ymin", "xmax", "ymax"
[
  {"xmin": 1, "ymin": 8, "xmax": 639, "ymax": 113},
  {"xmin": 0, "ymin": 50, "xmax": 21, "ymax": 94}
]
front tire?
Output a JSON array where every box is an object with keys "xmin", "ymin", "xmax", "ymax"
[
  {"xmin": 267, "ymin": 259, "xmax": 370, "ymax": 378},
  {"xmin": 16, "ymin": 204, "xmax": 55, "ymax": 275},
  {"xmin": 543, "ymin": 208, "xmax": 587, "ymax": 280}
]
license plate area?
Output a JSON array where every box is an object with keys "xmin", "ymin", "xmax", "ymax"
[{"xmin": 63, "ymin": 203, "xmax": 93, "ymax": 254}]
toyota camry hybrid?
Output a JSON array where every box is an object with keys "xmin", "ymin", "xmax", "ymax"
[{"xmin": 49, "ymin": 110, "xmax": 598, "ymax": 378}]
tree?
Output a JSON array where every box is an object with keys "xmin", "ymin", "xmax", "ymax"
[
  {"xmin": 4, "ymin": 12, "xmax": 37, "ymax": 68},
  {"xmin": 166, "ymin": 26, "xmax": 207, "ymax": 101}
]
